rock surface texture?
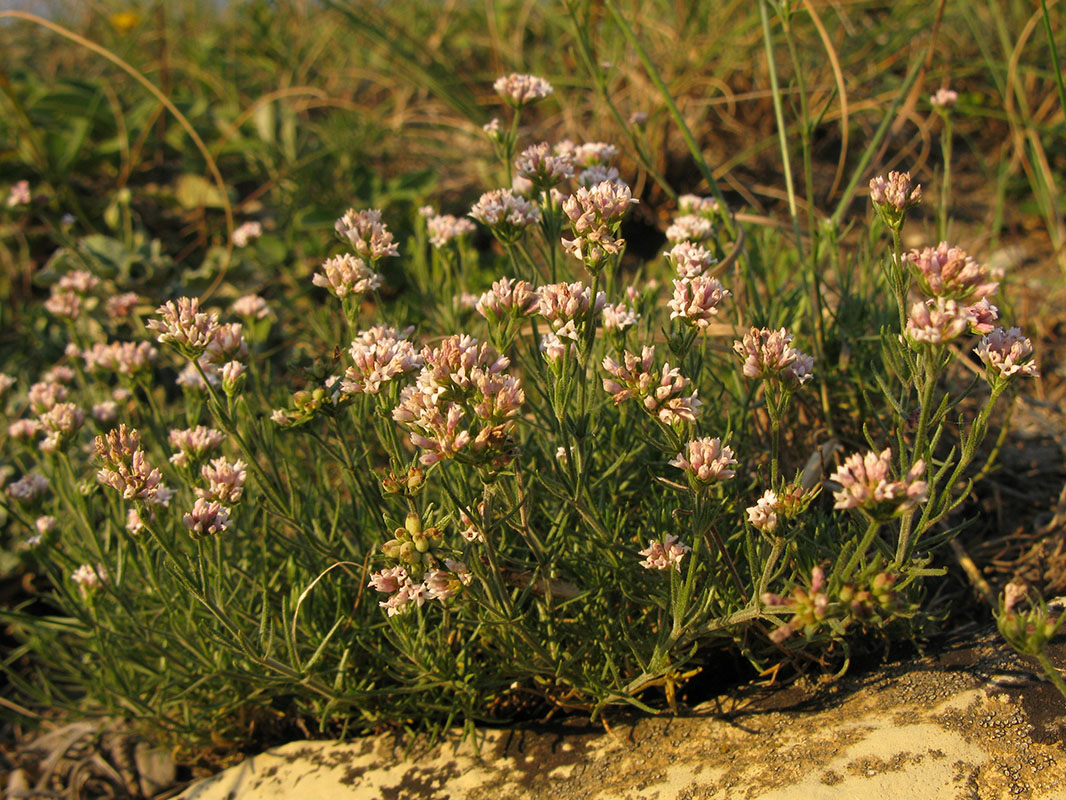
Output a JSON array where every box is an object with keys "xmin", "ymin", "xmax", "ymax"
[{"xmin": 178, "ymin": 632, "xmax": 1066, "ymax": 800}]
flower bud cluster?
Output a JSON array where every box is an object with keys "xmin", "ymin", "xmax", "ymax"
[
  {"xmin": 94, "ymin": 425, "xmax": 163, "ymax": 502},
  {"xmin": 746, "ymin": 484, "xmax": 818, "ymax": 534},
  {"xmin": 906, "ymin": 242, "xmax": 997, "ymax": 303},
  {"xmin": 764, "ymin": 567, "xmax": 902, "ymax": 643},
  {"xmin": 996, "ymin": 583, "xmax": 1065, "ymax": 656},
  {"xmin": 602, "ymin": 346, "xmax": 702, "ymax": 425},
  {"xmin": 869, "ymin": 171, "xmax": 922, "ymax": 216}
]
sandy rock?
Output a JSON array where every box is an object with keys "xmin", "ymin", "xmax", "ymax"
[{"xmin": 178, "ymin": 632, "xmax": 1066, "ymax": 800}]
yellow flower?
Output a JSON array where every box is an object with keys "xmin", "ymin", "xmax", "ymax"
[{"xmin": 109, "ymin": 11, "xmax": 141, "ymax": 35}]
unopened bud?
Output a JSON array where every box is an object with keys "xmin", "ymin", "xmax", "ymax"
[{"xmin": 405, "ymin": 512, "xmax": 422, "ymax": 536}]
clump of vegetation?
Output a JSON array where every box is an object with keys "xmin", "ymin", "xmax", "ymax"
[{"xmin": 0, "ymin": 0, "xmax": 1060, "ymax": 754}]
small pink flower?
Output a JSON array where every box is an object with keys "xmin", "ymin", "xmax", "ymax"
[
  {"xmin": 830, "ymin": 448, "xmax": 927, "ymax": 516},
  {"xmin": 335, "ymin": 208, "xmax": 399, "ymax": 261},
  {"xmin": 869, "ymin": 171, "xmax": 921, "ymax": 212},
  {"xmin": 493, "ymin": 73, "xmax": 554, "ymax": 106},
  {"xmin": 638, "ymin": 534, "xmax": 691, "ymax": 571},
  {"xmin": 231, "ymin": 220, "xmax": 262, "ymax": 248},
  {"xmin": 183, "ymin": 498, "xmax": 232, "ymax": 539},
  {"xmin": 669, "ymin": 437, "xmax": 738, "ymax": 484},
  {"xmin": 733, "ymin": 327, "xmax": 814, "ymax": 385},
  {"xmin": 668, "ymin": 275, "xmax": 730, "ymax": 330},
  {"xmin": 931, "ymin": 88, "xmax": 958, "ymax": 108},
  {"xmin": 974, "ymin": 327, "xmax": 1038, "ymax": 380},
  {"xmin": 906, "ymin": 242, "xmax": 997, "ymax": 302},
  {"xmin": 312, "ymin": 254, "xmax": 381, "ymax": 299},
  {"xmin": 426, "ymin": 213, "xmax": 477, "ymax": 248},
  {"xmin": 147, "ymin": 298, "xmax": 220, "ymax": 357}
]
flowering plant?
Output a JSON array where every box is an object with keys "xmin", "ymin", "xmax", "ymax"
[{"xmin": 0, "ymin": 66, "xmax": 1036, "ymax": 748}]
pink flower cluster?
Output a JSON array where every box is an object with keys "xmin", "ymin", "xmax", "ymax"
[
  {"xmin": 829, "ymin": 447, "xmax": 927, "ymax": 516},
  {"xmin": 667, "ymin": 242, "xmax": 718, "ymax": 279},
  {"xmin": 974, "ymin": 327, "xmax": 1039, "ymax": 380},
  {"xmin": 602, "ymin": 346, "xmax": 702, "ymax": 425},
  {"xmin": 425, "ymin": 213, "xmax": 477, "ymax": 249},
  {"xmin": 393, "ymin": 335, "xmax": 524, "ymax": 466},
  {"xmin": 601, "ymin": 302, "xmax": 640, "ymax": 332},
  {"xmin": 561, "ymin": 181, "xmax": 637, "ymax": 271},
  {"xmin": 537, "ymin": 280, "xmax": 606, "ymax": 341},
  {"xmin": 168, "ymin": 426, "xmax": 225, "ymax": 468},
  {"xmin": 906, "ymin": 242, "xmax": 998, "ymax": 303},
  {"xmin": 183, "ymin": 498, "xmax": 232, "ymax": 539},
  {"xmin": 469, "ymin": 189, "xmax": 541, "ymax": 243},
  {"xmin": 197, "ymin": 457, "xmax": 247, "ymax": 504},
  {"xmin": 515, "ymin": 142, "xmax": 575, "ymax": 189},
  {"xmin": 493, "ymin": 73, "xmax": 554, "ymax": 106},
  {"xmin": 476, "ymin": 278, "xmax": 539, "ymax": 326},
  {"xmin": 81, "ymin": 341, "xmax": 158, "ymax": 377},
  {"xmin": 869, "ymin": 171, "xmax": 922, "ymax": 212},
  {"xmin": 677, "ymin": 194, "xmax": 720, "ymax": 217},
  {"xmin": 37, "ymin": 402, "xmax": 84, "ymax": 452},
  {"xmin": 665, "ymin": 214, "xmax": 714, "ymax": 244},
  {"xmin": 368, "ymin": 560, "xmax": 472, "ymax": 616},
  {"xmin": 668, "ymin": 275, "xmax": 730, "ymax": 331},
  {"xmin": 148, "ymin": 298, "xmax": 220, "ymax": 358},
  {"xmin": 733, "ymin": 327, "xmax": 814, "ymax": 385},
  {"xmin": 313, "ymin": 254, "xmax": 382, "ymax": 300},
  {"xmin": 341, "ymin": 326, "xmax": 422, "ymax": 395},
  {"xmin": 638, "ymin": 534, "xmax": 691, "ymax": 572},
  {"xmin": 669, "ymin": 437, "xmax": 737, "ymax": 484},
  {"xmin": 335, "ymin": 208, "xmax": 399, "ymax": 262}
]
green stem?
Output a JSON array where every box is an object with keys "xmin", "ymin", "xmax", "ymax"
[{"xmin": 1035, "ymin": 651, "xmax": 1066, "ymax": 704}]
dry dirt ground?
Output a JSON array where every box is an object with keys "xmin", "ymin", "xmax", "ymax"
[{"xmin": 173, "ymin": 631, "xmax": 1066, "ymax": 800}]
